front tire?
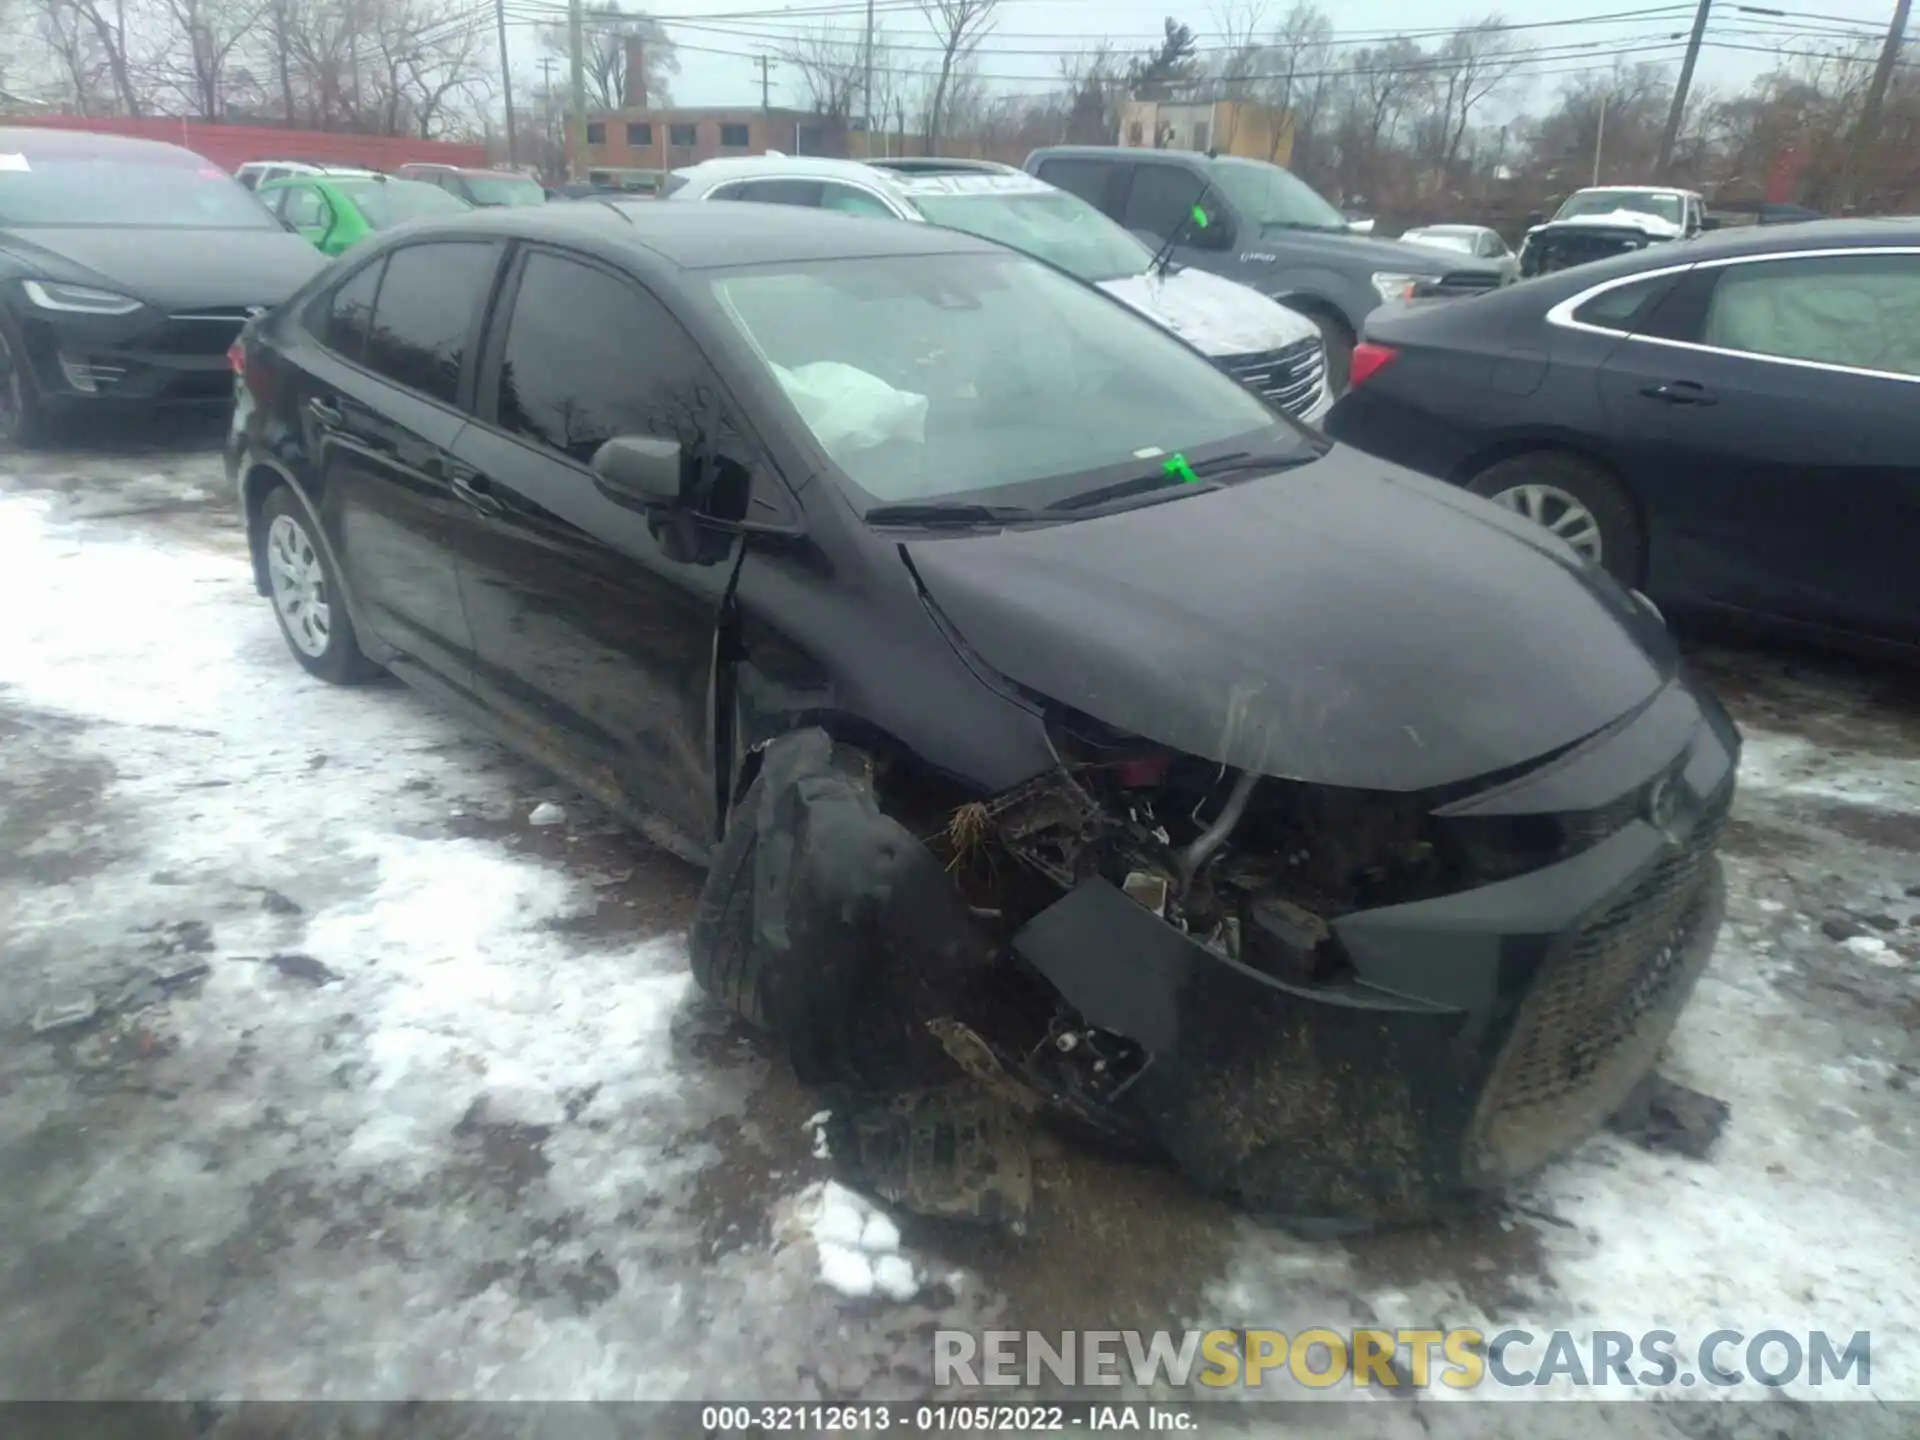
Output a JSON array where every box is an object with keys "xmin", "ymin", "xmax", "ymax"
[
  {"xmin": 1467, "ymin": 451, "xmax": 1644, "ymax": 585},
  {"xmin": 260, "ymin": 486, "xmax": 380, "ymax": 683},
  {"xmin": 0, "ymin": 320, "xmax": 56, "ymax": 447},
  {"xmin": 1309, "ymin": 311, "xmax": 1355, "ymax": 396},
  {"xmin": 688, "ymin": 771, "xmax": 771, "ymax": 1030}
]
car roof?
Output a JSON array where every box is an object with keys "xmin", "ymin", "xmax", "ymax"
[
  {"xmin": 389, "ymin": 196, "xmax": 1003, "ymax": 271},
  {"xmin": 673, "ymin": 153, "xmax": 1055, "ymax": 202},
  {"xmin": 1564, "ymin": 184, "xmax": 1697, "ymax": 198},
  {"xmin": 1027, "ymin": 145, "xmax": 1201, "ymax": 165},
  {"xmin": 0, "ymin": 125, "xmax": 207, "ymax": 165}
]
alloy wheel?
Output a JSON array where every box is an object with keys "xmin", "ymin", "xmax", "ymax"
[
  {"xmin": 266, "ymin": 513, "xmax": 332, "ymax": 657},
  {"xmin": 1488, "ymin": 482, "xmax": 1604, "ymax": 564}
]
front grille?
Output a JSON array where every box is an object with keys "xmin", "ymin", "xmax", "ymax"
[
  {"xmin": 1467, "ymin": 781, "xmax": 1731, "ymax": 1182},
  {"xmin": 1224, "ymin": 337, "xmax": 1324, "ymax": 418},
  {"xmin": 1428, "ymin": 270, "xmax": 1502, "ymax": 295},
  {"xmin": 1525, "ymin": 232, "xmax": 1649, "ymax": 276},
  {"xmin": 141, "ymin": 310, "xmax": 252, "ymax": 357}
]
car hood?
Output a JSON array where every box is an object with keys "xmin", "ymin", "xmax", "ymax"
[
  {"xmin": 0, "ymin": 226, "xmax": 325, "ymax": 310},
  {"xmin": 1096, "ymin": 266, "xmax": 1319, "ymax": 357},
  {"xmin": 1249, "ymin": 224, "xmax": 1502, "ymax": 277},
  {"xmin": 906, "ymin": 448, "xmax": 1678, "ymax": 793}
]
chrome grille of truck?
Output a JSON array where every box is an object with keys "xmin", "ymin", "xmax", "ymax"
[{"xmin": 1223, "ymin": 337, "xmax": 1325, "ymax": 419}]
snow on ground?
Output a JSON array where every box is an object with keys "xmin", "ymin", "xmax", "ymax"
[{"xmin": 2, "ymin": 439, "xmax": 1917, "ymax": 1435}]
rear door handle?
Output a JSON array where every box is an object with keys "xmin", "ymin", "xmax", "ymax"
[
  {"xmin": 448, "ymin": 469, "xmax": 503, "ymax": 517},
  {"xmin": 1640, "ymin": 381, "xmax": 1718, "ymax": 406},
  {"xmin": 307, "ymin": 396, "xmax": 345, "ymax": 428}
]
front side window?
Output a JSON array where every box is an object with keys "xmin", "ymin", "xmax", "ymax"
[
  {"xmin": 912, "ymin": 188, "xmax": 1152, "ymax": 283},
  {"xmin": 1122, "ymin": 164, "xmax": 1210, "ymax": 241},
  {"xmin": 725, "ymin": 179, "xmax": 822, "ymax": 207},
  {"xmin": 362, "ymin": 242, "xmax": 497, "ymax": 405},
  {"xmin": 0, "ymin": 146, "xmax": 282, "ymax": 228},
  {"xmin": 1035, "ymin": 158, "xmax": 1118, "ymax": 212},
  {"xmin": 1203, "ymin": 157, "xmax": 1345, "ymax": 232},
  {"xmin": 710, "ymin": 252, "xmax": 1293, "ymax": 508},
  {"xmin": 1701, "ymin": 253, "xmax": 1920, "ymax": 377},
  {"xmin": 280, "ymin": 185, "xmax": 331, "ymax": 230},
  {"xmin": 495, "ymin": 250, "xmax": 705, "ymax": 465}
]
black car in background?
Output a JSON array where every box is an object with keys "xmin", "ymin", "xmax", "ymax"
[
  {"xmin": 1024, "ymin": 145, "xmax": 1505, "ymax": 388},
  {"xmin": 1327, "ymin": 217, "xmax": 1920, "ymax": 652},
  {"xmin": 227, "ymin": 201, "xmax": 1737, "ymax": 1223},
  {"xmin": 0, "ymin": 127, "xmax": 325, "ymax": 443}
]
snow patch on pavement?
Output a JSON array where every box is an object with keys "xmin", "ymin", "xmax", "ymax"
[{"xmin": 778, "ymin": 1182, "xmax": 924, "ymax": 1303}]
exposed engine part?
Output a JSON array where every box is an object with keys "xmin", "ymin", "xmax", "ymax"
[
  {"xmin": 1178, "ymin": 768, "xmax": 1259, "ymax": 889},
  {"xmin": 1122, "ymin": 870, "xmax": 1170, "ymax": 916}
]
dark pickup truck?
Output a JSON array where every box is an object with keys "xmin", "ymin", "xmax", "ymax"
[{"xmin": 1024, "ymin": 145, "xmax": 1504, "ymax": 388}]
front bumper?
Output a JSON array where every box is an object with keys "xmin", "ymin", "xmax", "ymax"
[
  {"xmin": 8, "ymin": 302, "xmax": 249, "ymax": 409},
  {"xmin": 1010, "ymin": 674, "xmax": 1739, "ymax": 1222}
]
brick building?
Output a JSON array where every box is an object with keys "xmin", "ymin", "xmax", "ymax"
[{"xmin": 573, "ymin": 35, "xmax": 845, "ymax": 181}]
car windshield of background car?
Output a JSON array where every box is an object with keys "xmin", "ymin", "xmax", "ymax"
[
  {"xmin": 710, "ymin": 251, "xmax": 1288, "ymax": 506},
  {"xmin": 465, "ymin": 175, "xmax": 546, "ymax": 206},
  {"xmin": 912, "ymin": 189, "xmax": 1156, "ymax": 283},
  {"xmin": 0, "ymin": 152, "xmax": 279, "ymax": 228},
  {"xmin": 1556, "ymin": 190, "xmax": 1683, "ymax": 225},
  {"xmin": 1405, "ymin": 229, "xmax": 1477, "ymax": 254},
  {"xmin": 339, "ymin": 178, "xmax": 471, "ymax": 228},
  {"xmin": 1205, "ymin": 158, "xmax": 1347, "ymax": 231}
]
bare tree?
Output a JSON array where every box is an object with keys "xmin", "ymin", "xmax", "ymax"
[
  {"xmin": 781, "ymin": 21, "xmax": 864, "ymax": 125},
  {"xmin": 1254, "ymin": 1, "xmax": 1333, "ymax": 162},
  {"xmin": 157, "ymin": 0, "xmax": 265, "ymax": 116},
  {"xmin": 1057, "ymin": 45, "xmax": 1123, "ymax": 145},
  {"xmin": 1423, "ymin": 16, "xmax": 1525, "ymax": 178},
  {"xmin": 541, "ymin": 2, "xmax": 677, "ymax": 111},
  {"xmin": 920, "ymin": 0, "xmax": 995, "ymax": 153}
]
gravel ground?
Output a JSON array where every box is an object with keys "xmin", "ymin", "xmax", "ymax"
[{"xmin": 1, "ymin": 428, "xmax": 1916, "ymax": 1437}]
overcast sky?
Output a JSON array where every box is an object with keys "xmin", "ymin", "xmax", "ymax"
[{"xmin": 504, "ymin": 0, "xmax": 1908, "ymax": 115}]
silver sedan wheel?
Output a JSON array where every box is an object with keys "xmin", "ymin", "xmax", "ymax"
[
  {"xmin": 1487, "ymin": 482, "xmax": 1604, "ymax": 564},
  {"xmin": 266, "ymin": 513, "xmax": 331, "ymax": 657}
]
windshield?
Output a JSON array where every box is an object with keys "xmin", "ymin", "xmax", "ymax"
[
  {"xmin": 1403, "ymin": 229, "xmax": 1476, "ymax": 255},
  {"xmin": 337, "ymin": 177, "xmax": 471, "ymax": 228},
  {"xmin": 1555, "ymin": 190, "xmax": 1683, "ymax": 225},
  {"xmin": 911, "ymin": 188, "xmax": 1154, "ymax": 283},
  {"xmin": 0, "ymin": 148, "xmax": 279, "ymax": 228},
  {"xmin": 710, "ymin": 252, "xmax": 1289, "ymax": 508},
  {"xmin": 1204, "ymin": 157, "xmax": 1347, "ymax": 232},
  {"xmin": 465, "ymin": 174, "xmax": 545, "ymax": 206}
]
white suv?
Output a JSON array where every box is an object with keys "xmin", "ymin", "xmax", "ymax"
[
  {"xmin": 234, "ymin": 161, "xmax": 374, "ymax": 191},
  {"xmin": 664, "ymin": 155, "xmax": 1331, "ymax": 424}
]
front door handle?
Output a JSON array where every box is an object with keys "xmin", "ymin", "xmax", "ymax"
[
  {"xmin": 1640, "ymin": 381, "xmax": 1718, "ymax": 406},
  {"xmin": 307, "ymin": 396, "xmax": 345, "ymax": 428},
  {"xmin": 448, "ymin": 470, "xmax": 503, "ymax": 517}
]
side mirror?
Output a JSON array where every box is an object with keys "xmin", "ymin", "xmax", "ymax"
[
  {"xmin": 1700, "ymin": 216, "xmax": 1721, "ymax": 232},
  {"xmin": 592, "ymin": 435, "xmax": 684, "ymax": 508}
]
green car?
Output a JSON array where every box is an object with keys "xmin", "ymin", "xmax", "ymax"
[{"xmin": 257, "ymin": 173, "xmax": 472, "ymax": 256}]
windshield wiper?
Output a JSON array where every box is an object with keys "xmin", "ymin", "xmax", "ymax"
[
  {"xmin": 1047, "ymin": 450, "xmax": 1309, "ymax": 513},
  {"xmin": 863, "ymin": 501, "xmax": 1055, "ymax": 528}
]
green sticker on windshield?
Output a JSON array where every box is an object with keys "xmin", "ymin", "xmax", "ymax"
[
  {"xmin": 1191, "ymin": 204, "xmax": 1209, "ymax": 229},
  {"xmin": 1163, "ymin": 453, "xmax": 1200, "ymax": 484}
]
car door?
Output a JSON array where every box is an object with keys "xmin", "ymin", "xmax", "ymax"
[
  {"xmin": 1596, "ymin": 249, "xmax": 1920, "ymax": 639},
  {"xmin": 301, "ymin": 240, "xmax": 502, "ymax": 688},
  {"xmin": 449, "ymin": 244, "xmax": 779, "ymax": 851}
]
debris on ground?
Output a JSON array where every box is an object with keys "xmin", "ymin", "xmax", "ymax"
[
  {"xmin": 1605, "ymin": 1072, "xmax": 1732, "ymax": 1159},
  {"xmin": 1843, "ymin": 934, "xmax": 1897, "ymax": 964},
  {"xmin": 263, "ymin": 952, "xmax": 340, "ymax": 987},
  {"xmin": 837, "ymin": 1085, "xmax": 1033, "ymax": 1234},
  {"xmin": 30, "ymin": 994, "xmax": 99, "ymax": 1036},
  {"xmin": 528, "ymin": 801, "xmax": 567, "ymax": 827},
  {"xmin": 802, "ymin": 1110, "xmax": 834, "ymax": 1159},
  {"xmin": 778, "ymin": 1181, "xmax": 923, "ymax": 1302}
]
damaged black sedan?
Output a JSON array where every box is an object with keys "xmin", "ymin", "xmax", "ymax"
[{"xmin": 228, "ymin": 201, "xmax": 1738, "ymax": 1226}]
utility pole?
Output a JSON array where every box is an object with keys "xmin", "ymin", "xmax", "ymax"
[
  {"xmin": 862, "ymin": 0, "xmax": 875, "ymax": 152},
  {"xmin": 540, "ymin": 56, "xmax": 558, "ymax": 161},
  {"xmin": 1842, "ymin": 0, "xmax": 1912, "ymax": 210},
  {"xmin": 1593, "ymin": 90, "xmax": 1608, "ymax": 186},
  {"xmin": 567, "ymin": 0, "xmax": 587, "ymax": 181},
  {"xmin": 1657, "ymin": 0, "xmax": 1711, "ymax": 176},
  {"xmin": 754, "ymin": 53, "xmax": 773, "ymax": 110},
  {"xmin": 495, "ymin": 0, "xmax": 517, "ymax": 165}
]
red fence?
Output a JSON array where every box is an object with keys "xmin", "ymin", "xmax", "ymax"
[{"xmin": 3, "ymin": 116, "xmax": 488, "ymax": 174}]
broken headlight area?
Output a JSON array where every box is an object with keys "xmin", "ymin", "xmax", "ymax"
[{"xmin": 712, "ymin": 696, "xmax": 1735, "ymax": 1229}]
